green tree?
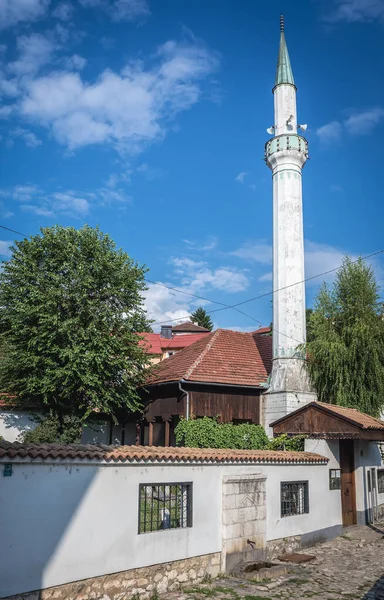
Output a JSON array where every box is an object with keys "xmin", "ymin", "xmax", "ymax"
[
  {"xmin": 0, "ymin": 225, "xmax": 153, "ymax": 440},
  {"xmin": 306, "ymin": 256, "xmax": 384, "ymax": 417},
  {"xmin": 190, "ymin": 307, "xmax": 214, "ymax": 331}
]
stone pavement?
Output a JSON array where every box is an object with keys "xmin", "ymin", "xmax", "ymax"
[{"xmin": 167, "ymin": 525, "xmax": 384, "ymax": 600}]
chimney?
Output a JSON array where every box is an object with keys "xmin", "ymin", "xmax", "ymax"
[{"xmin": 160, "ymin": 325, "xmax": 173, "ymax": 339}]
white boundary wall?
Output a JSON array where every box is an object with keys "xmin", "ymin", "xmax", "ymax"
[{"xmin": 0, "ymin": 456, "xmax": 341, "ymax": 598}]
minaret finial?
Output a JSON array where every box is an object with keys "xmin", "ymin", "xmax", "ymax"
[{"xmin": 280, "ymin": 14, "xmax": 284, "ymax": 32}]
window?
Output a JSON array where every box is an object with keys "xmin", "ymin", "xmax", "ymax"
[
  {"xmin": 281, "ymin": 481, "xmax": 309, "ymax": 517},
  {"xmin": 378, "ymin": 470, "xmax": 384, "ymax": 494},
  {"xmin": 139, "ymin": 483, "xmax": 192, "ymax": 534},
  {"xmin": 329, "ymin": 469, "xmax": 341, "ymax": 490}
]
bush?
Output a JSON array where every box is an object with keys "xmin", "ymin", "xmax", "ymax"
[
  {"xmin": 175, "ymin": 416, "xmax": 270, "ymax": 450},
  {"xmin": 23, "ymin": 411, "xmax": 82, "ymax": 444},
  {"xmin": 268, "ymin": 433, "xmax": 306, "ymax": 452},
  {"xmin": 174, "ymin": 416, "xmax": 305, "ymax": 452}
]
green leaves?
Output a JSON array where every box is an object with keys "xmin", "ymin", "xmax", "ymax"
[
  {"xmin": 306, "ymin": 256, "xmax": 384, "ymax": 417},
  {"xmin": 189, "ymin": 307, "xmax": 214, "ymax": 331},
  {"xmin": 0, "ymin": 225, "xmax": 153, "ymax": 435},
  {"xmin": 174, "ymin": 417, "xmax": 305, "ymax": 451},
  {"xmin": 174, "ymin": 416, "xmax": 270, "ymax": 450}
]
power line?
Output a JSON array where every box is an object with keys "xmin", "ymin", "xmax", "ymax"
[
  {"xmin": 0, "ymin": 224, "xmax": 30, "ymax": 238},
  {"xmin": 151, "ymin": 249, "xmax": 384, "ymax": 326}
]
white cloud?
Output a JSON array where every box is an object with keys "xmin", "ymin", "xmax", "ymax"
[
  {"xmin": 143, "ymin": 257, "xmax": 249, "ymax": 329},
  {"xmin": 258, "ymin": 272, "xmax": 272, "ymax": 282},
  {"xmin": 344, "ymin": 108, "xmax": 384, "ymax": 135},
  {"xmin": 317, "ymin": 108, "xmax": 384, "ymax": 143},
  {"xmin": 143, "ymin": 283, "xmax": 191, "ymax": 329},
  {"xmin": 182, "ymin": 236, "xmax": 217, "ymax": 252},
  {"xmin": 62, "ymin": 54, "xmax": 87, "ymax": 70},
  {"xmin": 316, "ymin": 120, "xmax": 342, "ymax": 143},
  {"xmin": 324, "ymin": 0, "xmax": 384, "ymax": 23},
  {"xmin": 8, "ymin": 33, "xmax": 54, "ymax": 77},
  {"xmin": 53, "ymin": 2, "xmax": 74, "ymax": 20},
  {"xmin": 0, "ymin": 0, "xmax": 50, "ymax": 29},
  {"xmin": 0, "ymin": 182, "xmax": 131, "ymax": 218},
  {"xmin": 231, "ymin": 241, "xmax": 272, "ymax": 265},
  {"xmin": 235, "ymin": 171, "xmax": 247, "ymax": 184},
  {"xmin": 11, "ymin": 128, "xmax": 42, "ymax": 147},
  {"xmin": 19, "ymin": 38, "xmax": 219, "ymax": 151},
  {"xmin": 0, "ymin": 240, "xmax": 12, "ymax": 256},
  {"xmin": 330, "ymin": 184, "xmax": 343, "ymax": 193},
  {"xmin": 171, "ymin": 257, "xmax": 250, "ymax": 293},
  {"xmin": 78, "ymin": 0, "xmax": 150, "ymax": 21}
]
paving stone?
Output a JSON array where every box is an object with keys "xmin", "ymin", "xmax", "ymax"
[{"xmin": 166, "ymin": 525, "xmax": 384, "ymax": 600}]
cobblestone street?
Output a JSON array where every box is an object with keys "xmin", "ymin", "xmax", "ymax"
[{"xmin": 168, "ymin": 526, "xmax": 384, "ymax": 600}]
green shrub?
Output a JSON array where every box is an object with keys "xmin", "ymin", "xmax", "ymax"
[{"xmin": 175, "ymin": 416, "xmax": 269, "ymax": 450}]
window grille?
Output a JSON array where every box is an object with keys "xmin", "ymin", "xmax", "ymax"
[
  {"xmin": 378, "ymin": 470, "xmax": 384, "ymax": 494},
  {"xmin": 139, "ymin": 483, "xmax": 192, "ymax": 534},
  {"xmin": 329, "ymin": 469, "xmax": 341, "ymax": 490},
  {"xmin": 281, "ymin": 481, "xmax": 309, "ymax": 517}
]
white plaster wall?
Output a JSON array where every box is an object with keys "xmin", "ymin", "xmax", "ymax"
[
  {"xmin": 0, "ymin": 462, "xmax": 223, "ymax": 597},
  {"xmin": 0, "ymin": 460, "xmax": 340, "ymax": 597},
  {"xmin": 354, "ymin": 440, "xmax": 384, "ymax": 518},
  {"xmin": 0, "ymin": 410, "xmax": 38, "ymax": 442}
]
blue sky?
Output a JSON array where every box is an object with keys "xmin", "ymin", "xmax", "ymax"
[{"xmin": 0, "ymin": 0, "xmax": 383, "ymax": 331}]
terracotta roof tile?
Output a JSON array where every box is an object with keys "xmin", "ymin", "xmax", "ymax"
[
  {"xmin": 147, "ymin": 329, "xmax": 272, "ymax": 387},
  {"xmin": 0, "ymin": 441, "xmax": 327, "ymax": 464},
  {"xmin": 138, "ymin": 333, "xmax": 207, "ymax": 355},
  {"xmin": 315, "ymin": 402, "xmax": 384, "ymax": 430}
]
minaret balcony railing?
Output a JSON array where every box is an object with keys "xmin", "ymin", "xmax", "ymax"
[{"xmin": 264, "ymin": 134, "xmax": 308, "ymax": 161}]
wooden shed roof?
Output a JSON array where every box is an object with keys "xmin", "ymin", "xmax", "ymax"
[{"xmin": 271, "ymin": 401, "xmax": 384, "ymax": 441}]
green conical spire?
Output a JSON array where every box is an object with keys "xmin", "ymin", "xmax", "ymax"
[{"xmin": 274, "ymin": 15, "xmax": 295, "ymax": 88}]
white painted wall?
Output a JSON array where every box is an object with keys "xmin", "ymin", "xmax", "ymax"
[
  {"xmin": 0, "ymin": 458, "xmax": 339, "ymax": 598},
  {"xmin": 0, "ymin": 410, "xmax": 38, "ymax": 442}
]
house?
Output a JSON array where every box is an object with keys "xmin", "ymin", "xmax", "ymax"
[
  {"xmin": 138, "ymin": 323, "xmax": 209, "ymax": 365},
  {"xmin": 270, "ymin": 401, "xmax": 384, "ymax": 526},
  {"xmin": 139, "ymin": 328, "xmax": 272, "ymax": 446}
]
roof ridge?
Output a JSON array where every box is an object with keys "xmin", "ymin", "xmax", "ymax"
[{"xmin": 184, "ymin": 328, "xmax": 222, "ymax": 380}]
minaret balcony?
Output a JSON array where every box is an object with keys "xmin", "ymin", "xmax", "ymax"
[{"xmin": 265, "ymin": 133, "xmax": 308, "ymax": 162}]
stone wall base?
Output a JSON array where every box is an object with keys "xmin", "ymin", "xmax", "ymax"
[
  {"xmin": 266, "ymin": 524, "xmax": 343, "ymax": 559},
  {"xmin": 3, "ymin": 553, "xmax": 222, "ymax": 600}
]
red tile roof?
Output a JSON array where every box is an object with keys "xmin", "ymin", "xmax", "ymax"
[
  {"xmin": 253, "ymin": 326, "xmax": 272, "ymax": 335},
  {"xmin": 138, "ymin": 333, "xmax": 207, "ymax": 355},
  {"xmin": 147, "ymin": 329, "xmax": 272, "ymax": 387},
  {"xmin": 172, "ymin": 321, "xmax": 210, "ymax": 333},
  {"xmin": 0, "ymin": 441, "xmax": 327, "ymax": 464},
  {"xmin": 314, "ymin": 402, "xmax": 384, "ymax": 430}
]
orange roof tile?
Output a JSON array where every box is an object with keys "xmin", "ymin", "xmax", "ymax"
[
  {"xmin": 138, "ymin": 333, "xmax": 208, "ymax": 355},
  {"xmin": 314, "ymin": 402, "xmax": 384, "ymax": 430},
  {"xmin": 147, "ymin": 329, "xmax": 272, "ymax": 387},
  {"xmin": 0, "ymin": 441, "xmax": 327, "ymax": 464}
]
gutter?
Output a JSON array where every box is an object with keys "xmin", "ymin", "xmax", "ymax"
[{"xmin": 179, "ymin": 379, "xmax": 190, "ymax": 420}]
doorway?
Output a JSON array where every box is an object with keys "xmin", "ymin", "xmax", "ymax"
[{"xmin": 339, "ymin": 439, "xmax": 357, "ymax": 526}]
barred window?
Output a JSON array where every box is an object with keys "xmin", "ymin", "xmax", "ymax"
[
  {"xmin": 378, "ymin": 470, "xmax": 384, "ymax": 494},
  {"xmin": 281, "ymin": 481, "xmax": 309, "ymax": 517},
  {"xmin": 329, "ymin": 469, "xmax": 341, "ymax": 490},
  {"xmin": 139, "ymin": 483, "xmax": 192, "ymax": 534}
]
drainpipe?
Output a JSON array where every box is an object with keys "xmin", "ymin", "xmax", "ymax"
[{"xmin": 179, "ymin": 379, "xmax": 190, "ymax": 420}]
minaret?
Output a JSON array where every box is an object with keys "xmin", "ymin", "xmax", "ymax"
[{"xmin": 263, "ymin": 15, "xmax": 316, "ymax": 435}]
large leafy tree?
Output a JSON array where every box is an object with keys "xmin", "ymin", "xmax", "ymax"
[
  {"xmin": 190, "ymin": 306, "xmax": 214, "ymax": 331},
  {"xmin": 306, "ymin": 256, "xmax": 384, "ymax": 417},
  {"xmin": 0, "ymin": 225, "xmax": 153, "ymax": 438}
]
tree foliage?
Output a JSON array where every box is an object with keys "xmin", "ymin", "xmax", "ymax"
[
  {"xmin": 306, "ymin": 256, "xmax": 384, "ymax": 417},
  {"xmin": 23, "ymin": 412, "xmax": 83, "ymax": 444},
  {"xmin": 189, "ymin": 307, "xmax": 214, "ymax": 331},
  {"xmin": 0, "ymin": 225, "xmax": 153, "ymax": 438}
]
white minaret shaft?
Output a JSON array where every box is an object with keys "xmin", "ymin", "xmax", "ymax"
[{"xmin": 263, "ymin": 16, "xmax": 316, "ymax": 435}]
